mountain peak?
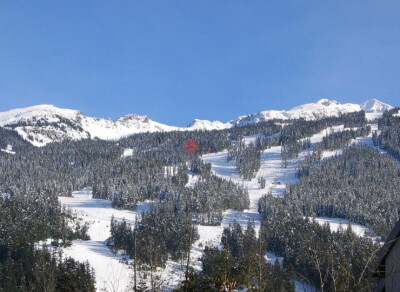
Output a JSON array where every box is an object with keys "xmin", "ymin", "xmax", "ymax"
[
  {"xmin": 316, "ymin": 99, "xmax": 340, "ymax": 106},
  {"xmin": 118, "ymin": 114, "xmax": 150, "ymax": 122},
  {"xmin": 0, "ymin": 104, "xmax": 81, "ymax": 127},
  {"xmin": 361, "ymin": 99, "xmax": 393, "ymax": 113}
]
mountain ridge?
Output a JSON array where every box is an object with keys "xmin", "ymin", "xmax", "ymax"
[{"xmin": 0, "ymin": 99, "xmax": 393, "ymax": 146}]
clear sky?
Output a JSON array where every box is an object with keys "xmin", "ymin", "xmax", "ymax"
[{"xmin": 0, "ymin": 1, "xmax": 399, "ymax": 126}]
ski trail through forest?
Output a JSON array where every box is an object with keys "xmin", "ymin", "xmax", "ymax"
[
  {"xmin": 201, "ymin": 125, "xmax": 346, "ymax": 235},
  {"xmin": 58, "ymin": 124, "xmax": 379, "ymax": 291},
  {"xmin": 59, "ymin": 190, "xmax": 144, "ymax": 291},
  {"xmin": 198, "ymin": 124, "xmax": 378, "ymax": 255}
]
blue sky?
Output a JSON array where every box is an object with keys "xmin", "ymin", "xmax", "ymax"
[{"xmin": 0, "ymin": 1, "xmax": 399, "ymax": 126}]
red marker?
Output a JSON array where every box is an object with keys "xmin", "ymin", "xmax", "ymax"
[{"xmin": 185, "ymin": 140, "xmax": 198, "ymax": 153}]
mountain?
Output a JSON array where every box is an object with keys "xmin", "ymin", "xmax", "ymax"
[
  {"xmin": 0, "ymin": 126, "xmax": 32, "ymax": 150},
  {"xmin": 187, "ymin": 119, "xmax": 232, "ymax": 131},
  {"xmin": 233, "ymin": 99, "xmax": 392, "ymax": 127},
  {"xmin": 360, "ymin": 98, "xmax": 393, "ymax": 113},
  {"xmin": 0, "ymin": 99, "xmax": 393, "ymax": 146},
  {"xmin": 0, "ymin": 105, "xmax": 180, "ymax": 146}
]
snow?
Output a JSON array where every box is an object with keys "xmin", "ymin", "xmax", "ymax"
[
  {"xmin": 59, "ymin": 189, "xmax": 141, "ymax": 291},
  {"xmin": 62, "ymin": 240, "xmax": 133, "ymax": 292},
  {"xmin": 0, "ymin": 105, "xmax": 181, "ymax": 146},
  {"xmin": 200, "ymin": 126, "xmax": 348, "ymax": 239},
  {"xmin": 187, "ymin": 119, "xmax": 231, "ymax": 130},
  {"xmin": 312, "ymin": 217, "xmax": 374, "ymax": 237},
  {"xmin": 28, "ymin": 120, "xmax": 380, "ymax": 292},
  {"xmin": 321, "ymin": 149, "xmax": 343, "ymax": 159},
  {"xmin": 361, "ymin": 98, "xmax": 393, "ymax": 113},
  {"xmin": 0, "ymin": 99, "xmax": 394, "ymax": 146},
  {"xmin": 122, "ymin": 148, "xmax": 134, "ymax": 158},
  {"xmin": 234, "ymin": 99, "xmax": 392, "ymax": 127},
  {"xmin": 318, "ymin": 124, "xmax": 389, "ymax": 161},
  {"xmin": 0, "ymin": 144, "xmax": 15, "ymax": 155},
  {"xmin": 265, "ymin": 251, "xmax": 283, "ymax": 265},
  {"xmin": 199, "ymin": 125, "xmax": 377, "ymax": 255},
  {"xmin": 61, "ymin": 137, "xmax": 330, "ymax": 290},
  {"xmin": 242, "ymin": 133, "xmax": 269, "ymax": 146},
  {"xmin": 234, "ymin": 99, "xmax": 358, "ymax": 126},
  {"xmin": 0, "ymin": 104, "xmax": 80, "ymax": 126},
  {"xmin": 7, "ymin": 103, "xmax": 392, "ymax": 289},
  {"xmin": 200, "ymin": 129, "xmax": 327, "ymax": 239},
  {"xmin": 81, "ymin": 115, "xmax": 180, "ymax": 141},
  {"xmin": 56, "ymin": 125, "xmax": 379, "ymax": 291},
  {"xmin": 58, "ymin": 189, "xmax": 196, "ymax": 291},
  {"xmin": 197, "ymin": 126, "xmax": 380, "ymax": 290},
  {"xmin": 365, "ymin": 112, "xmax": 383, "ymax": 121},
  {"xmin": 185, "ymin": 170, "xmax": 200, "ymax": 188},
  {"xmin": 164, "ymin": 166, "xmax": 179, "ymax": 177}
]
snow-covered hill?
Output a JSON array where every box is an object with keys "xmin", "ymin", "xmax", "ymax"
[{"xmin": 0, "ymin": 99, "xmax": 393, "ymax": 146}]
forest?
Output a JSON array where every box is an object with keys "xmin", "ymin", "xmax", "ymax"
[
  {"xmin": 259, "ymin": 193, "xmax": 379, "ymax": 291},
  {"xmin": 0, "ymin": 192, "xmax": 95, "ymax": 291},
  {"xmin": 0, "ymin": 108, "xmax": 399, "ymax": 290}
]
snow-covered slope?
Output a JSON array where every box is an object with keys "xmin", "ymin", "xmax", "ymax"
[{"xmin": 0, "ymin": 99, "xmax": 393, "ymax": 146}]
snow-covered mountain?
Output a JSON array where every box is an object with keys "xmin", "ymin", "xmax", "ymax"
[
  {"xmin": 360, "ymin": 98, "xmax": 393, "ymax": 113},
  {"xmin": 0, "ymin": 105, "xmax": 180, "ymax": 146},
  {"xmin": 233, "ymin": 99, "xmax": 393, "ymax": 127},
  {"xmin": 187, "ymin": 119, "xmax": 232, "ymax": 131},
  {"xmin": 0, "ymin": 99, "xmax": 393, "ymax": 146}
]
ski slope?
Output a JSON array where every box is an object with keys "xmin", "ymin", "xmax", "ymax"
[
  {"xmin": 56, "ymin": 125, "xmax": 379, "ymax": 291},
  {"xmin": 200, "ymin": 125, "xmax": 378, "ymax": 291},
  {"xmin": 59, "ymin": 190, "xmax": 202, "ymax": 291},
  {"xmin": 201, "ymin": 126, "xmax": 346, "ymax": 234},
  {"xmin": 59, "ymin": 189, "xmax": 144, "ymax": 291}
]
